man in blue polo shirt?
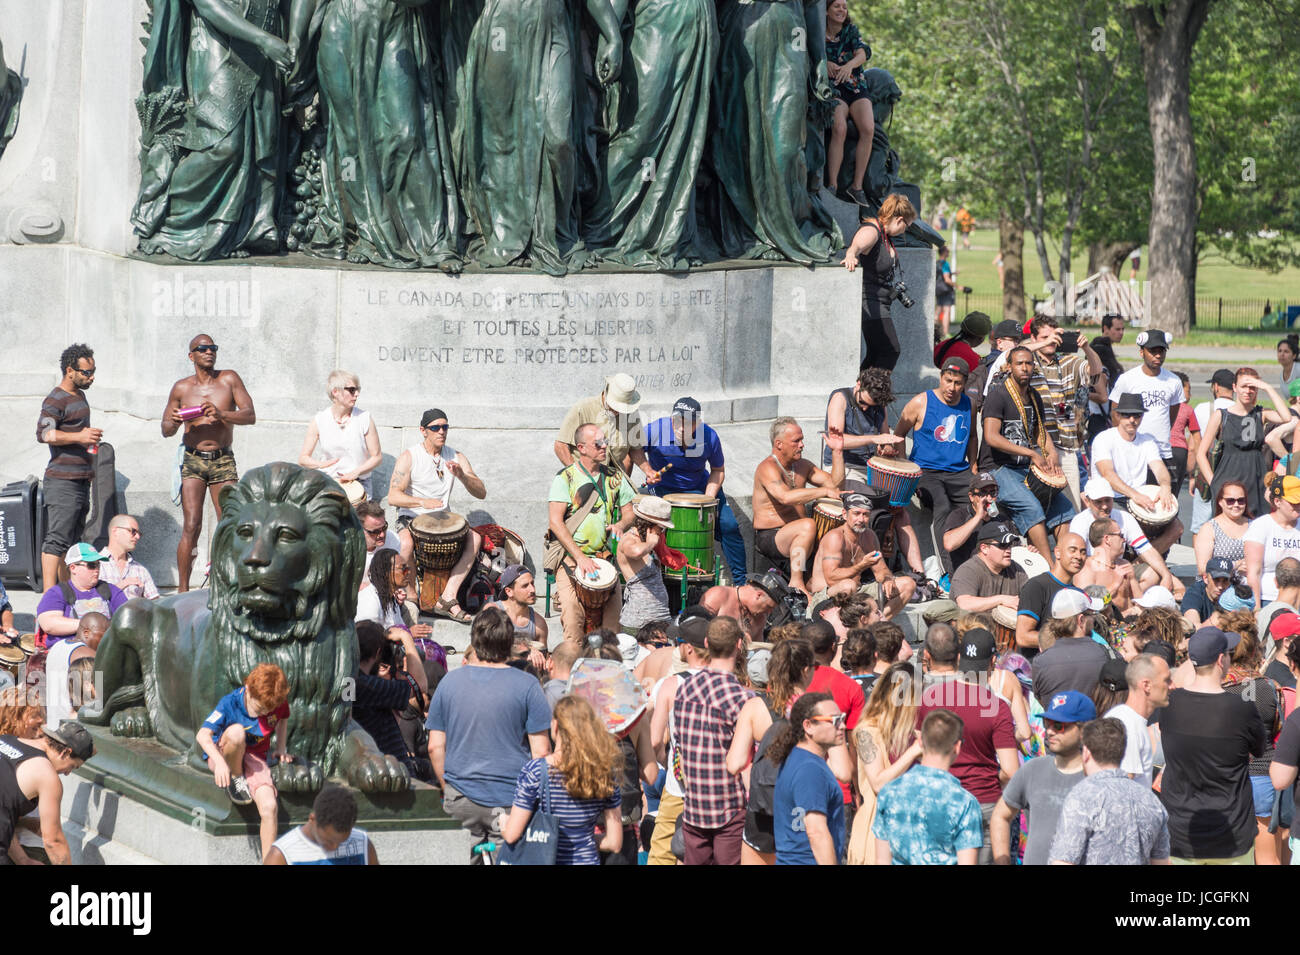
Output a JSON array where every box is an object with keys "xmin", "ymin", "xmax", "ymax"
[{"xmin": 643, "ymin": 397, "xmax": 746, "ymax": 584}]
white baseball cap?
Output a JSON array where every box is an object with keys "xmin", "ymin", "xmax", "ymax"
[
  {"xmin": 1083, "ymin": 477, "xmax": 1114, "ymax": 501},
  {"xmin": 1135, "ymin": 585, "xmax": 1177, "ymax": 611},
  {"xmin": 1051, "ymin": 588, "xmax": 1103, "ymax": 619}
]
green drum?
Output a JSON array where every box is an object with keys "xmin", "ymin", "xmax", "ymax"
[{"xmin": 662, "ymin": 493, "xmax": 718, "ymax": 580}]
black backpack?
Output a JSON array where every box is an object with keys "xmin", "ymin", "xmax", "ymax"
[{"xmin": 747, "ymin": 716, "xmax": 790, "ymax": 817}]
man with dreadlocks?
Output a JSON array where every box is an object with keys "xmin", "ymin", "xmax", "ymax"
[{"xmin": 979, "ymin": 346, "xmax": 1076, "ymax": 556}]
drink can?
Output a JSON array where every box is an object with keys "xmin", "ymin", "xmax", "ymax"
[{"xmin": 88, "ymin": 443, "xmax": 98, "ymax": 456}]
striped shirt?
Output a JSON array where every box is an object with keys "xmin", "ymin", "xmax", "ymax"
[
  {"xmin": 37, "ymin": 386, "xmax": 93, "ymax": 480},
  {"xmin": 673, "ymin": 668, "xmax": 755, "ymax": 829},
  {"xmin": 513, "ymin": 758, "xmax": 621, "ymax": 865},
  {"xmin": 271, "ymin": 826, "xmax": 370, "ymax": 865}
]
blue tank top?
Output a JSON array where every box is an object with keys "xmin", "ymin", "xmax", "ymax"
[{"xmin": 910, "ymin": 390, "xmax": 973, "ymax": 473}]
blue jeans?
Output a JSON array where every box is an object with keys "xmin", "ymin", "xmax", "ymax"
[{"xmin": 993, "ymin": 465, "xmax": 1076, "ymax": 536}]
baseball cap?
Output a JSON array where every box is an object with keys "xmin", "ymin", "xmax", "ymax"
[
  {"xmin": 1205, "ymin": 557, "xmax": 1234, "ymax": 580},
  {"xmin": 1134, "ymin": 585, "xmax": 1177, "ymax": 611},
  {"xmin": 1187, "ymin": 626, "xmax": 1241, "ymax": 666},
  {"xmin": 64, "ymin": 542, "xmax": 105, "ymax": 566},
  {"xmin": 1290, "ymin": 379, "xmax": 1300, "ymax": 399},
  {"xmin": 1083, "ymin": 477, "xmax": 1114, "ymax": 501},
  {"xmin": 960, "ymin": 311, "xmax": 993, "ymax": 338},
  {"xmin": 747, "ymin": 647, "xmax": 773, "ymax": 687},
  {"xmin": 993, "ymin": 319, "xmax": 1024, "ymax": 342},
  {"xmin": 419, "ymin": 408, "xmax": 448, "ymax": 428},
  {"xmin": 1040, "ymin": 690, "xmax": 1097, "ymax": 724},
  {"xmin": 969, "ymin": 472, "xmax": 998, "ymax": 493},
  {"xmin": 43, "ymin": 720, "xmax": 95, "ymax": 761},
  {"xmin": 957, "ymin": 628, "xmax": 996, "ymax": 673},
  {"xmin": 978, "ymin": 522, "xmax": 1018, "ymax": 545},
  {"xmin": 669, "ymin": 606, "xmax": 714, "ymax": 648},
  {"xmin": 1135, "ymin": 329, "xmax": 1171, "ymax": 349},
  {"xmin": 1207, "ymin": 369, "xmax": 1235, "ymax": 388},
  {"xmin": 1098, "ymin": 658, "xmax": 1129, "ymax": 693},
  {"xmin": 1270, "ymin": 474, "xmax": 1300, "ymax": 505},
  {"xmin": 1115, "ymin": 392, "xmax": 1146, "ymax": 416},
  {"xmin": 1142, "ymin": 639, "xmax": 1177, "ymax": 668},
  {"xmin": 672, "ymin": 396, "xmax": 702, "ymax": 418},
  {"xmin": 940, "ymin": 356, "xmax": 971, "ymax": 377},
  {"xmin": 1268, "ymin": 611, "xmax": 1300, "ymax": 642},
  {"xmin": 500, "ymin": 564, "xmax": 528, "ymax": 590},
  {"xmin": 1050, "ymin": 588, "xmax": 1103, "ymax": 619}
]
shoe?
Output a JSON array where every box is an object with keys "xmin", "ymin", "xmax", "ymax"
[
  {"xmin": 227, "ymin": 776, "xmax": 253, "ymax": 806},
  {"xmin": 847, "ymin": 188, "xmax": 870, "ymax": 206}
]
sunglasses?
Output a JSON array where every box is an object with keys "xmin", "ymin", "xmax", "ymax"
[
  {"xmin": 808, "ymin": 714, "xmax": 847, "ymax": 728},
  {"xmin": 118, "ymin": 527, "xmax": 142, "ymax": 537},
  {"xmin": 1118, "ymin": 412, "xmax": 1142, "ymax": 420},
  {"xmin": 76, "ymin": 366, "xmax": 96, "ymax": 377},
  {"xmin": 364, "ymin": 523, "xmax": 389, "ymax": 537},
  {"xmin": 424, "ymin": 423, "xmax": 449, "ymax": 432},
  {"xmin": 592, "ymin": 439, "xmax": 609, "ymax": 448},
  {"xmin": 192, "ymin": 344, "xmax": 218, "ymax": 354},
  {"xmin": 342, "ymin": 386, "xmax": 360, "ymax": 395},
  {"xmin": 1220, "ymin": 497, "xmax": 1246, "ymax": 506}
]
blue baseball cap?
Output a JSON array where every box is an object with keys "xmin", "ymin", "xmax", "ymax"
[
  {"xmin": 1188, "ymin": 626, "xmax": 1241, "ymax": 666},
  {"xmin": 1205, "ymin": 557, "xmax": 1234, "ymax": 580},
  {"xmin": 1040, "ymin": 690, "xmax": 1097, "ymax": 724}
]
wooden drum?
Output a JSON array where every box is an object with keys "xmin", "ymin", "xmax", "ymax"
[
  {"xmin": 866, "ymin": 456, "xmax": 922, "ymax": 507},
  {"xmin": 410, "ymin": 512, "xmax": 468, "ymax": 612},
  {"xmin": 0, "ymin": 643, "xmax": 24, "ymax": 684},
  {"xmin": 574, "ymin": 558, "xmax": 619, "ymax": 634},
  {"xmin": 1127, "ymin": 485, "xmax": 1178, "ymax": 539},
  {"xmin": 342, "ymin": 479, "xmax": 366, "ymax": 507},
  {"xmin": 813, "ymin": 498, "xmax": 846, "ymax": 546},
  {"xmin": 991, "ymin": 605, "xmax": 1019, "ymax": 654},
  {"xmin": 1025, "ymin": 464, "xmax": 1067, "ymax": 510}
]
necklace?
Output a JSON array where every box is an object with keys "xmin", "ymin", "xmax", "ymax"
[{"xmin": 770, "ymin": 454, "xmax": 796, "ymax": 488}]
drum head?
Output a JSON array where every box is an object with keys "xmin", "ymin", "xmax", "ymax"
[
  {"xmin": 991, "ymin": 605, "xmax": 1018, "ymax": 628},
  {"xmin": 411, "ymin": 511, "xmax": 467, "ymax": 536},
  {"xmin": 579, "ymin": 557, "xmax": 618, "ymax": 591},
  {"xmin": 0, "ymin": 645, "xmax": 23, "ymax": 665},
  {"xmin": 814, "ymin": 498, "xmax": 845, "ymax": 518},
  {"xmin": 18, "ymin": 633, "xmax": 37, "ymax": 655},
  {"xmin": 664, "ymin": 493, "xmax": 715, "ymax": 507},
  {"xmin": 343, "ymin": 480, "xmax": 366, "ymax": 505},
  {"xmin": 868, "ymin": 455, "xmax": 921, "ymax": 475},
  {"xmin": 1010, "ymin": 546, "xmax": 1050, "ymax": 579},
  {"xmin": 1129, "ymin": 485, "xmax": 1177, "ymax": 522}
]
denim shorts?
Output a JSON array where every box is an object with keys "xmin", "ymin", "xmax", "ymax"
[
  {"xmin": 1251, "ymin": 775, "xmax": 1294, "ymax": 825},
  {"xmin": 993, "ymin": 465, "xmax": 1076, "ymax": 536}
]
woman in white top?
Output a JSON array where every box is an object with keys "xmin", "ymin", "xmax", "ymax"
[
  {"xmin": 299, "ymin": 370, "xmax": 383, "ymax": 497},
  {"xmin": 1279, "ymin": 337, "xmax": 1300, "ymax": 393},
  {"xmin": 1244, "ymin": 475, "xmax": 1300, "ymax": 608}
]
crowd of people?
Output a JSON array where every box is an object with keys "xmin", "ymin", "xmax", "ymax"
[{"xmin": 9, "ymin": 315, "xmax": 1300, "ymax": 866}]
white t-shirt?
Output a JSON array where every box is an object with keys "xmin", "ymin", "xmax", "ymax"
[
  {"xmin": 1105, "ymin": 702, "xmax": 1153, "ymax": 788},
  {"xmin": 397, "ymin": 444, "xmax": 458, "ymax": 520},
  {"xmin": 1244, "ymin": 515, "xmax": 1300, "ymax": 602},
  {"xmin": 1194, "ymin": 397, "xmax": 1233, "ymax": 432},
  {"xmin": 355, "ymin": 586, "xmax": 405, "ymax": 629},
  {"xmin": 44, "ymin": 638, "xmax": 85, "ymax": 725},
  {"xmin": 362, "ymin": 530, "xmax": 403, "ymax": 584},
  {"xmin": 1068, "ymin": 507, "xmax": 1150, "ymax": 555},
  {"xmin": 1090, "ymin": 428, "xmax": 1161, "ymax": 490},
  {"xmin": 1109, "ymin": 367, "xmax": 1184, "ymax": 457}
]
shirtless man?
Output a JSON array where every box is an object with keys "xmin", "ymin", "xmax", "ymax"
[
  {"xmin": 699, "ymin": 578, "xmax": 780, "ymax": 644},
  {"xmin": 2, "ymin": 720, "xmax": 94, "ymax": 865},
  {"xmin": 808, "ymin": 492, "xmax": 915, "ymax": 620},
  {"xmin": 161, "ymin": 334, "xmax": 256, "ymax": 591},
  {"xmin": 1071, "ymin": 517, "xmax": 1141, "ymax": 615},
  {"xmin": 752, "ymin": 417, "xmax": 844, "ymax": 595}
]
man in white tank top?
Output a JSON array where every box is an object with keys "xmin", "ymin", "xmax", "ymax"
[
  {"xmin": 264, "ymin": 786, "xmax": 377, "ymax": 865},
  {"xmin": 389, "ymin": 409, "xmax": 487, "ymax": 622}
]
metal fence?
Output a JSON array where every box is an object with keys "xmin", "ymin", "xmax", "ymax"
[{"xmin": 945, "ymin": 292, "xmax": 1293, "ymax": 331}]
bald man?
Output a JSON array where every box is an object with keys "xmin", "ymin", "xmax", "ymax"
[
  {"xmin": 161, "ymin": 333, "xmax": 256, "ymax": 591},
  {"xmin": 1015, "ymin": 532, "xmax": 1088, "ymax": 654}
]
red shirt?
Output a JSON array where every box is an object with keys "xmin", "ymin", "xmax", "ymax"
[
  {"xmin": 917, "ymin": 675, "xmax": 1017, "ymax": 804},
  {"xmin": 807, "ymin": 666, "xmax": 867, "ymax": 804},
  {"xmin": 1168, "ymin": 401, "xmax": 1200, "ymax": 451},
  {"xmin": 934, "ymin": 340, "xmax": 982, "ymax": 374}
]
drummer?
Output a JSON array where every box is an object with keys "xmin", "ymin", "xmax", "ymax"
[
  {"xmin": 642, "ymin": 396, "xmax": 747, "ymax": 585},
  {"xmin": 547, "ymin": 423, "xmax": 635, "ymax": 643},
  {"xmin": 752, "ymin": 417, "xmax": 845, "ymax": 596},
  {"xmin": 807, "ymin": 492, "xmax": 915, "ymax": 620},
  {"xmin": 823, "ymin": 367, "xmax": 906, "ymax": 489},
  {"xmin": 388, "ymin": 408, "xmax": 487, "ymax": 622},
  {"xmin": 979, "ymin": 346, "xmax": 1076, "ymax": 557},
  {"xmin": 950, "ymin": 522, "xmax": 1027, "ymax": 615},
  {"xmin": 893, "ymin": 355, "xmax": 978, "ymax": 571},
  {"xmin": 1066, "ymin": 477, "xmax": 1179, "ymax": 595},
  {"xmin": 0, "ymin": 579, "xmax": 16, "ymax": 644},
  {"xmin": 1089, "ymin": 392, "xmax": 1182, "ymax": 556}
]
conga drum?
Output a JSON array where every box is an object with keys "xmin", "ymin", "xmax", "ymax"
[
  {"xmin": 1025, "ymin": 464, "xmax": 1067, "ymax": 511},
  {"xmin": 662, "ymin": 493, "xmax": 717, "ymax": 580},
  {"xmin": 342, "ymin": 479, "xmax": 366, "ymax": 507},
  {"xmin": 1128, "ymin": 485, "xmax": 1178, "ymax": 541},
  {"xmin": 866, "ymin": 456, "xmax": 922, "ymax": 507},
  {"xmin": 410, "ymin": 512, "xmax": 469, "ymax": 612},
  {"xmin": 991, "ymin": 605, "xmax": 1019, "ymax": 654},
  {"xmin": 574, "ymin": 558, "xmax": 619, "ymax": 634},
  {"xmin": 0, "ymin": 644, "xmax": 23, "ymax": 684},
  {"xmin": 813, "ymin": 498, "xmax": 845, "ymax": 545},
  {"xmin": 19, "ymin": 633, "xmax": 38, "ymax": 657}
]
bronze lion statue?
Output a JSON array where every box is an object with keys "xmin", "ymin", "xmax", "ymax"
[{"xmin": 82, "ymin": 462, "xmax": 409, "ymax": 792}]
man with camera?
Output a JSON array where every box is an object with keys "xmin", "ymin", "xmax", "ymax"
[
  {"xmin": 700, "ymin": 574, "xmax": 782, "ymax": 644},
  {"xmin": 352, "ymin": 620, "xmax": 432, "ymax": 781}
]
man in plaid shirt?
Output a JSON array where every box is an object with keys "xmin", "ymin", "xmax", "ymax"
[
  {"xmin": 672, "ymin": 618, "xmax": 755, "ymax": 864},
  {"xmin": 1025, "ymin": 316, "xmax": 1104, "ymax": 509}
]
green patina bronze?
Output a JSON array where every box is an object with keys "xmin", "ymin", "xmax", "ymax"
[{"xmin": 0, "ymin": 37, "xmax": 20, "ymax": 161}]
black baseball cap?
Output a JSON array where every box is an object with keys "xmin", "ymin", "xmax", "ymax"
[
  {"xmin": 957, "ymin": 628, "xmax": 996, "ymax": 673},
  {"xmin": 1135, "ymin": 329, "xmax": 1171, "ymax": 350},
  {"xmin": 672, "ymin": 397, "xmax": 702, "ymax": 418},
  {"xmin": 1205, "ymin": 557, "xmax": 1234, "ymax": 580},
  {"xmin": 940, "ymin": 356, "xmax": 971, "ymax": 377},
  {"xmin": 669, "ymin": 606, "xmax": 714, "ymax": 648},
  {"xmin": 993, "ymin": 319, "xmax": 1024, "ymax": 342},
  {"xmin": 44, "ymin": 720, "xmax": 95, "ymax": 761},
  {"xmin": 1188, "ymin": 626, "xmax": 1241, "ymax": 666},
  {"xmin": 978, "ymin": 522, "xmax": 1018, "ymax": 545},
  {"xmin": 1207, "ymin": 369, "xmax": 1235, "ymax": 388},
  {"xmin": 969, "ymin": 471, "xmax": 998, "ymax": 492}
]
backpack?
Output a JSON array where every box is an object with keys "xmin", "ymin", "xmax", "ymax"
[{"xmin": 747, "ymin": 716, "xmax": 790, "ymax": 817}]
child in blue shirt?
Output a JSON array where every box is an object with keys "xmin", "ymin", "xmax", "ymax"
[{"xmin": 197, "ymin": 663, "xmax": 294, "ymax": 861}]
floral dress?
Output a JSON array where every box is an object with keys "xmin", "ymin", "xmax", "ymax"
[{"xmin": 825, "ymin": 21, "xmax": 871, "ymax": 101}]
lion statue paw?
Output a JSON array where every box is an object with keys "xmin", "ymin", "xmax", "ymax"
[
  {"xmin": 110, "ymin": 707, "xmax": 153, "ymax": 738},
  {"xmin": 346, "ymin": 753, "xmax": 410, "ymax": 794},
  {"xmin": 271, "ymin": 758, "xmax": 324, "ymax": 793}
]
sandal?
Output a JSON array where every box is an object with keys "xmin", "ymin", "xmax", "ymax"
[{"xmin": 433, "ymin": 597, "xmax": 471, "ymax": 623}]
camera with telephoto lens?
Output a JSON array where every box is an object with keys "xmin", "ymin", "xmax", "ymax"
[
  {"xmin": 886, "ymin": 277, "xmax": 915, "ymax": 309},
  {"xmin": 757, "ymin": 569, "xmax": 807, "ymax": 634},
  {"xmin": 380, "ymin": 637, "xmax": 407, "ymax": 674}
]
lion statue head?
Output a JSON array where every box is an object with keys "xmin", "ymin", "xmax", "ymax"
[{"xmin": 207, "ymin": 462, "xmax": 365, "ymax": 772}]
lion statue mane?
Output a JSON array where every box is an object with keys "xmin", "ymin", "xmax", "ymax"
[{"xmin": 82, "ymin": 462, "xmax": 406, "ymax": 792}]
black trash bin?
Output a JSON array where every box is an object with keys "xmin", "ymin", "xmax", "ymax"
[{"xmin": 0, "ymin": 476, "xmax": 45, "ymax": 592}]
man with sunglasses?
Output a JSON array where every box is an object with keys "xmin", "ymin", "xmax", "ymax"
[
  {"xmin": 1090, "ymin": 391, "xmax": 1182, "ymax": 555},
  {"xmin": 1068, "ymin": 477, "xmax": 1177, "ymax": 597},
  {"xmin": 390, "ymin": 409, "xmax": 486, "ymax": 621},
  {"xmin": 941, "ymin": 472, "xmax": 1004, "ymax": 576},
  {"xmin": 37, "ymin": 343, "xmax": 101, "ymax": 587},
  {"xmin": 950, "ymin": 522, "xmax": 1027, "ymax": 615},
  {"xmin": 162, "ymin": 334, "xmax": 257, "ymax": 591},
  {"xmin": 355, "ymin": 501, "xmax": 401, "ymax": 590},
  {"xmin": 97, "ymin": 514, "xmax": 159, "ymax": 600},
  {"xmin": 1108, "ymin": 328, "xmax": 1184, "ymax": 469}
]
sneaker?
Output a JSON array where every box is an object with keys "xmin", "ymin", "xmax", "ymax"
[
  {"xmin": 847, "ymin": 187, "xmax": 870, "ymax": 206},
  {"xmin": 227, "ymin": 776, "xmax": 253, "ymax": 805}
]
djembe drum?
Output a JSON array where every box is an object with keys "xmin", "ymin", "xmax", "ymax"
[
  {"xmin": 991, "ymin": 605, "xmax": 1019, "ymax": 654},
  {"xmin": 1025, "ymin": 464, "xmax": 1067, "ymax": 511},
  {"xmin": 410, "ymin": 512, "xmax": 469, "ymax": 612},
  {"xmin": 574, "ymin": 558, "xmax": 618, "ymax": 634},
  {"xmin": 0, "ymin": 643, "xmax": 23, "ymax": 684},
  {"xmin": 812, "ymin": 498, "xmax": 845, "ymax": 545},
  {"xmin": 1127, "ymin": 485, "xmax": 1178, "ymax": 542},
  {"xmin": 866, "ymin": 456, "xmax": 922, "ymax": 507}
]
